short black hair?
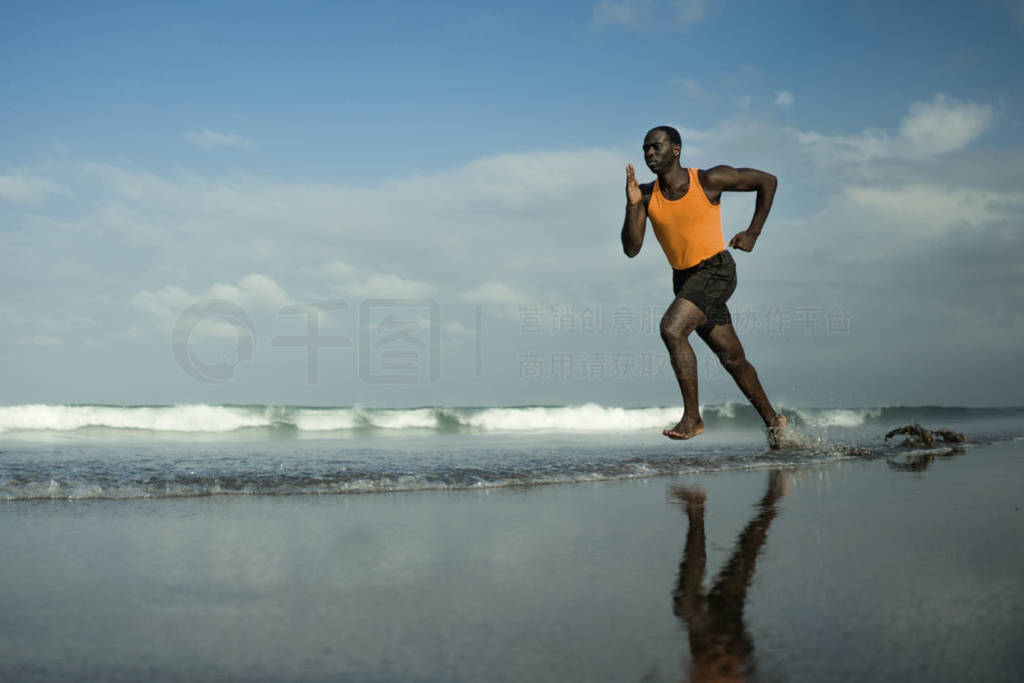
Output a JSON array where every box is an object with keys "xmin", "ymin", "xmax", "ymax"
[{"xmin": 647, "ymin": 125, "xmax": 682, "ymax": 147}]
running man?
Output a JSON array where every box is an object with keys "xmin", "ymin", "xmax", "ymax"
[{"xmin": 621, "ymin": 125, "xmax": 786, "ymax": 447}]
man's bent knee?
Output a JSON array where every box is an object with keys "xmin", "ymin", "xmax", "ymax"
[
  {"xmin": 661, "ymin": 315, "xmax": 699, "ymax": 343},
  {"xmin": 661, "ymin": 301, "xmax": 706, "ymax": 342}
]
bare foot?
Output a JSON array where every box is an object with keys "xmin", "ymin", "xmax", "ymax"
[
  {"xmin": 664, "ymin": 418, "xmax": 704, "ymax": 441},
  {"xmin": 767, "ymin": 413, "xmax": 787, "ymax": 449}
]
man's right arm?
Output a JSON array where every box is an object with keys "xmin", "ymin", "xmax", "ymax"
[{"xmin": 621, "ymin": 164, "xmax": 649, "ymax": 258}]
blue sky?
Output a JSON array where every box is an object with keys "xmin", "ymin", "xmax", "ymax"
[{"xmin": 2, "ymin": 0, "xmax": 1023, "ymax": 407}]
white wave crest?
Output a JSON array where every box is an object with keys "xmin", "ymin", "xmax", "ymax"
[
  {"xmin": 459, "ymin": 403, "xmax": 680, "ymax": 432},
  {"xmin": 359, "ymin": 407, "xmax": 440, "ymax": 429},
  {"xmin": 792, "ymin": 407, "xmax": 882, "ymax": 428},
  {"xmin": 0, "ymin": 404, "xmax": 271, "ymax": 433},
  {"xmin": 290, "ymin": 408, "xmax": 359, "ymax": 431},
  {"xmin": 703, "ymin": 402, "xmax": 738, "ymax": 420}
]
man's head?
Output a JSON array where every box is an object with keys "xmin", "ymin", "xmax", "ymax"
[{"xmin": 643, "ymin": 126, "xmax": 682, "ymax": 175}]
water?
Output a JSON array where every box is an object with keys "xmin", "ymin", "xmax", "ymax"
[{"xmin": 1, "ymin": 403, "xmax": 1022, "ymax": 501}]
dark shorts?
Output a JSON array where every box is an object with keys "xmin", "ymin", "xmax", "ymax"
[{"xmin": 672, "ymin": 250, "xmax": 737, "ymax": 330}]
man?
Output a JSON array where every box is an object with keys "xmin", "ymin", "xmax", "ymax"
[{"xmin": 621, "ymin": 125, "xmax": 786, "ymax": 447}]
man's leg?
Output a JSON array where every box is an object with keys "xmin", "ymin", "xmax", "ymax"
[
  {"xmin": 697, "ymin": 323, "xmax": 787, "ymax": 447},
  {"xmin": 661, "ymin": 297, "xmax": 707, "ymax": 440},
  {"xmin": 670, "ymin": 485, "xmax": 708, "ymax": 625}
]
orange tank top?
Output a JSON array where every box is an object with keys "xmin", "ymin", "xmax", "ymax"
[{"xmin": 648, "ymin": 167, "xmax": 725, "ymax": 270}]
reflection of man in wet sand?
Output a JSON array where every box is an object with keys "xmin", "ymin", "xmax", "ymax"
[
  {"xmin": 670, "ymin": 470, "xmax": 789, "ymax": 682},
  {"xmin": 621, "ymin": 126, "xmax": 786, "ymax": 447}
]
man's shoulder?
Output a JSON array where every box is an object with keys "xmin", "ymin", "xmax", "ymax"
[
  {"xmin": 639, "ymin": 181, "xmax": 655, "ymax": 205},
  {"xmin": 700, "ymin": 165, "xmax": 734, "ymax": 179},
  {"xmin": 699, "ymin": 165, "xmax": 737, "ymax": 190}
]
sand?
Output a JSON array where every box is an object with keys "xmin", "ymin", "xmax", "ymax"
[{"xmin": 1, "ymin": 439, "xmax": 1022, "ymax": 682}]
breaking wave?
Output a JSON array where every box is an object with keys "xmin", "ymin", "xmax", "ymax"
[{"xmin": 0, "ymin": 403, "xmax": 1020, "ymax": 435}]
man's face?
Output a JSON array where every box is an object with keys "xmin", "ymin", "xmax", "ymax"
[{"xmin": 643, "ymin": 131, "xmax": 678, "ymax": 174}]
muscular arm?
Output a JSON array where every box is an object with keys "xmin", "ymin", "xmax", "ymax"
[
  {"xmin": 702, "ymin": 165, "xmax": 778, "ymax": 252},
  {"xmin": 621, "ymin": 164, "xmax": 651, "ymax": 258}
]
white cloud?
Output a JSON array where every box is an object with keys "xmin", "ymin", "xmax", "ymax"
[
  {"xmin": 461, "ymin": 281, "xmax": 533, "ymax": 306},
  {"xmin": 132, "ymin": 273, "xmax": 293, "ymax": 320},
  {"xmin": 211, "ymin": 273, "xmax": 292, "ymax": 308},
  {"xmin": 676, "ymin": 77, "xmax": 705, "ymax": 97},
  {"xmin": 898, "ymin": 94, "xmax": 993, "ymax": 158},
  {"xmin": 182, "ymin": 129, "xmax": 254, "ymax": 149},
  {"xmin": 17, "ymin": 335, "xmax": 64, "ymax": 347},
  {"xmin": 180, "ymin": 316, "xmax": 253, "ymax": 340},
  {"xmin": 795, "ymin": 93, "xmax": 993, "ymax": 162},
  {"xmin": 0, "ymin": 172, "xmax": 63, "ymax": 203},
  {"xmin": 11, "ymin": 145, "xmax": 622, "ymax": 328},
  {"xmin": 0, "ymin": 306, "xmax": 99, "ymax": 351},
  {"xmin": 844, "ymin": 185, "xmax": 1022, "ymax": 231},
  {"xmin": 773, "ymin": 90, "xmax": 794, "ymax": 108},
  {"xmin": 297, "ymin": 260, "xmax": 436, "ymax": 301},
  {"xmin": 737, "ymin": 95, "xmax": 752, "ymax": 110},
  {"xmin": 130, "ymin": 285, "xmax": 192, "ymax": 317},
  {"xmin": 76, "ymin": 161, "xmax": 189, "ymax": 202},
  {"xmin": 793, "ymin": 128, "xmax": 890, "ymax": 163},
  {"xmin": 343, "ymin": 273, "xmax": 435, "ymax": 299},
  {"xmin": 593, "ymin": 0, "xmax": 707, "ymax": 28},
  {"xmin": 317, "ymin": 260, "xmax": 356, "ymax": 278}
]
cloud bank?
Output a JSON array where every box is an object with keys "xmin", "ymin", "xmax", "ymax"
[{"xmin": 2, "ymin": 93, "xmax": 1020, "ymax": 406}]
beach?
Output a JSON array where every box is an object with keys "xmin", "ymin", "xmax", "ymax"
[{"xmin": 2, "ymin": 418, "xmax": 1022, "ymax": 682}]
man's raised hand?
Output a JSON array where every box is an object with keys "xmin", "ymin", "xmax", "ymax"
[{"xmin": 626, "ymin": 164, "xmax": 642, "ymax": 206}]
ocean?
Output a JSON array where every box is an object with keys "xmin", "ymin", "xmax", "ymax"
[
  {"xmin": 2, "ymin": 403, "xmax": 1022, "ymax": 501},
  {"xmin": 3, "ymin": 402, "xmax": 1024, "ymax": 682}
]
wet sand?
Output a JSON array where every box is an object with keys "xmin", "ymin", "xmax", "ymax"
[{"xmin": 2, "ymin": 440, "xmax": 1023, "ymax": 682}]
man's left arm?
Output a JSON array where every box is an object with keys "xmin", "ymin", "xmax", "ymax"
[{"xmin": 702, "ymin": 165, "xmax": 777, "ymax": 252}]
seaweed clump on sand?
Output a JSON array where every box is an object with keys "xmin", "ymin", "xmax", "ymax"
[{"xmin": 884, "ymin": 423, "xmax": 967, "ymax": 448}]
